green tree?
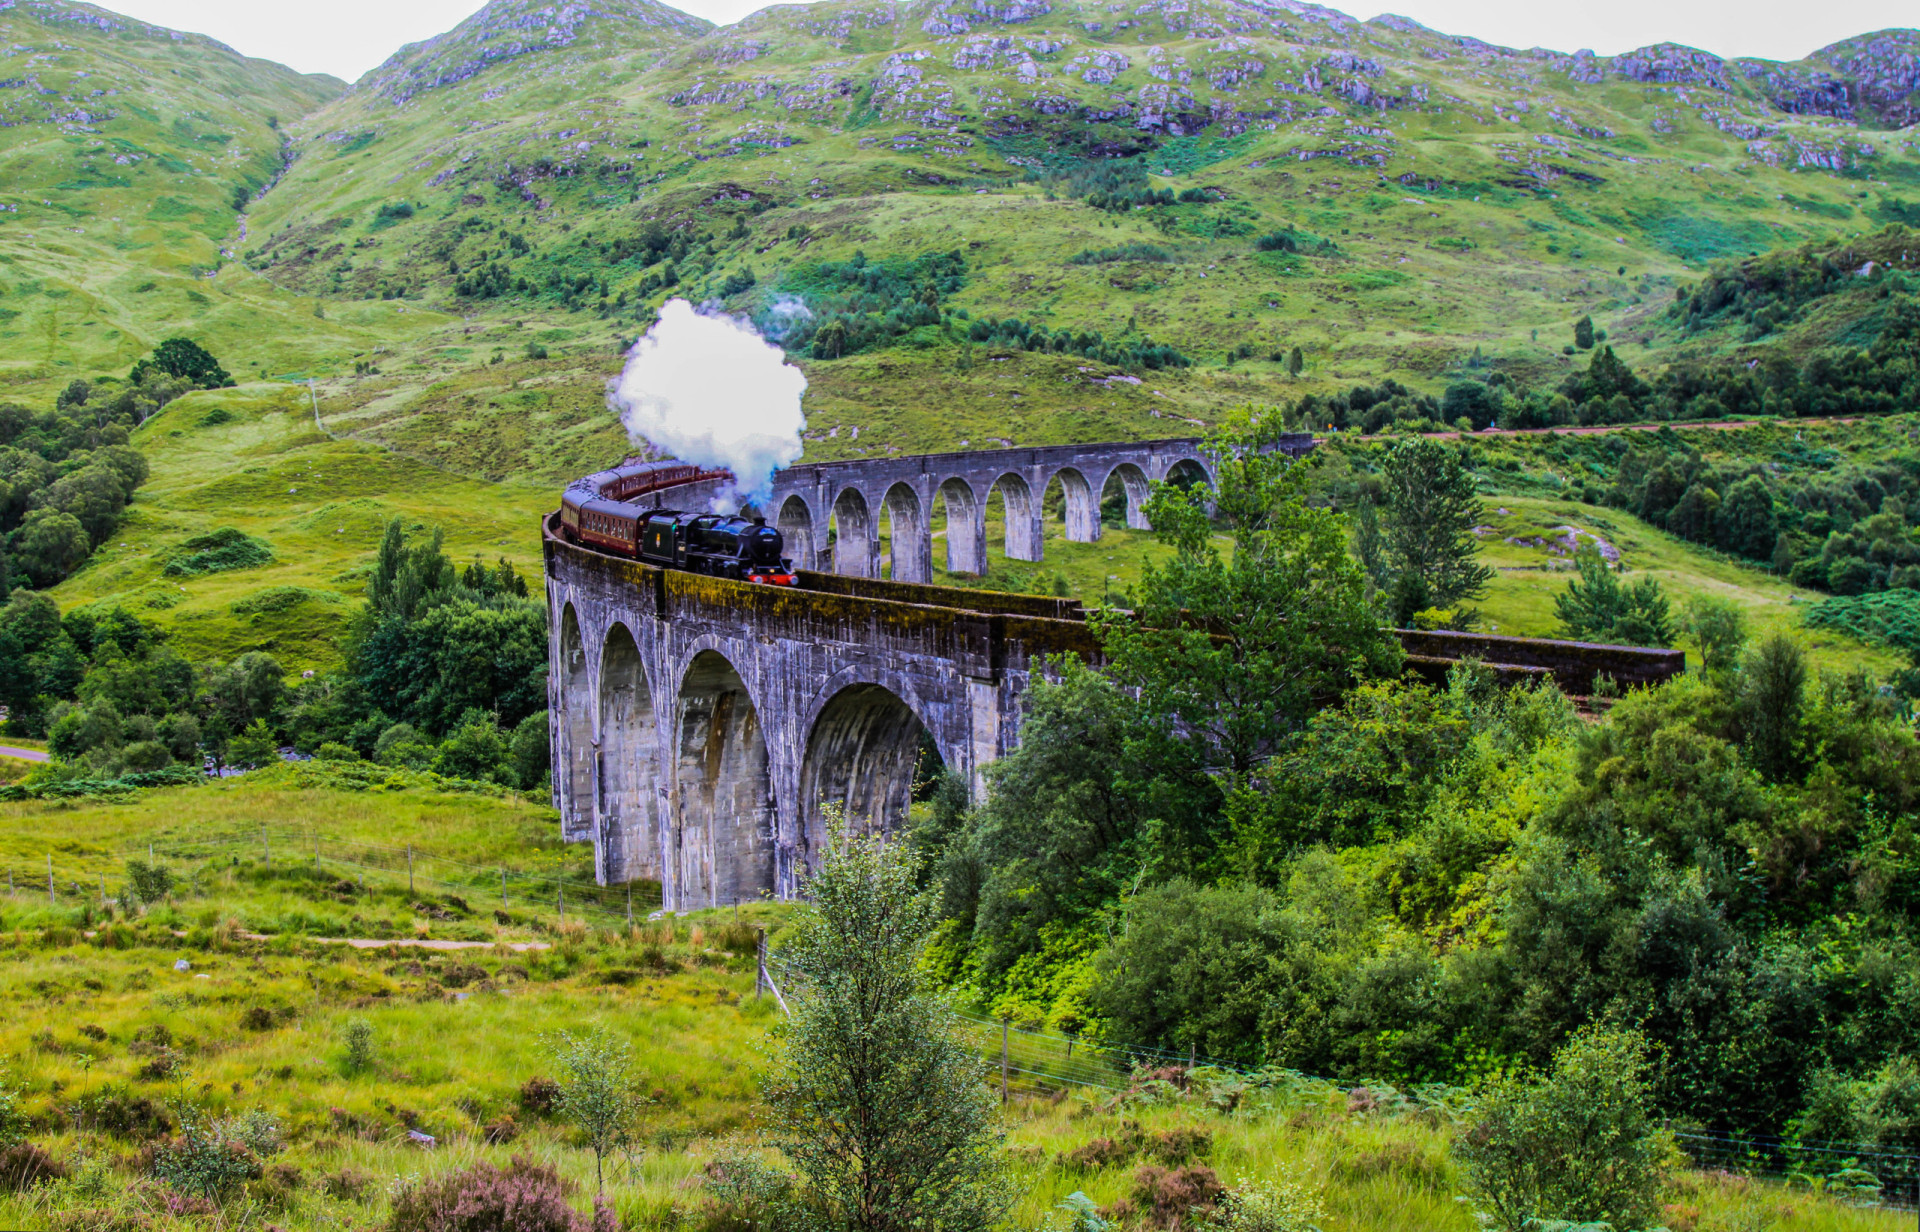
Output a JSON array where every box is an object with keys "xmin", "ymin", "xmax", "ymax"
[
  {"xmin": 545, "ymin": 1027, "xmax": 643, "ymax": 1197},
  {"xmin": 1573, "ymin": 315, "xmax": 1595, "ymax": 350},
  {"xmin": 753, "ymin": 820, "xmax": 1010, "ymax": 1232},
  {"xmin": 509, "ymin": 710, "xmax": 551, "ymax": 791},
  {"xmin": 1093, "ymin": 407, "xmax": 1399, "ymax": 780},
  {"xmin": 1286, "ymin": 346, "xmax": 1304, "ymax": 377},
  {"xmin": 1457, "ymin": 1026, "xmax": 1672, "ymax": 1232},
  {"xmin": 1715, "ymin": 474, "xmax": 1778, "ymax": 561},
  {"xmin": 9, "ymin": 508, "xmax": 90, "ymax": 587},
  {"xmin": 131, "ymin": 337, "xmax": 233, "ymax": 389},
  {"xmin": 1377, "ymin": 437, "xmax": 1495, "ymax": 622},
  {"xmin": 434, "ymin": 711, "xmax": 510, "ymax": 783},
  {"xmin": 1553, "ymin": 546, "xmax": 1674, "ymax": 647},
  {"xmin": 1683, "ymin": 595, "xmax": 1747, "ymax": 674},
  {"xmin": 1739, "ymin": 631, "xmax": 1806, "ymax": 782},
  {"xmin": 925, "ymin": 659, "xmax": 1151, "ymax": 1017},
  {"xmin": 1665, "ymin": 481, "xmax": 1720, "ymax": 543},
  {"xmin": 227, "ymin": 718, "xmax": 280, "ymax": 769}
]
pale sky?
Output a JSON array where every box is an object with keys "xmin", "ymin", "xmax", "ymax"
[{"xmin": 100, "ymin": 0, "xmax": 1917, "ymax": 83}]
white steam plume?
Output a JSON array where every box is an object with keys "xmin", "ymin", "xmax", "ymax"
[{"xmin": 607, "ymin": 297, "xmax": 808, "ymax": 512}]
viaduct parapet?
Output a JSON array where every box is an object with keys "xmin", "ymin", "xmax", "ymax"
[
  {"xmin": 762, "ymin": 435, "xmax": 1314, "ymax": 580},
  {"xmin": 544, "ymin": 440, "xmax": 1683, "ymax": 913}
]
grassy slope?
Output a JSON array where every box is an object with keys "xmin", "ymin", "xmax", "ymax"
[
  {"xmin": 222, "ymin": 0, "xmax": 1920, "ymax": 463},
  {"xmin": 0, "ymin": 777, "xmax": 1906, "ymax": 1232},
  {"xmin": 52, "ymin": 383, "xmax": 554, "ymax": 672},
  {"xmin": 0, "ymin": 1, "xmax": 449, "ymax": 393}
]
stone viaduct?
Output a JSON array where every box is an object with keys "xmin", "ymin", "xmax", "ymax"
[
  {"xmin": 544, "ymin": 439, "xmax": 1683, "ymax": 912},
  {"xmin": 763, "ymin": 435, "xmax": 1314, "ymax": 580}
]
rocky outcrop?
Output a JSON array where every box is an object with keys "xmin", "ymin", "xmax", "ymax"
[{"xmin": 363, "ymin": 0, "xmax": 711, "ymax": 105}]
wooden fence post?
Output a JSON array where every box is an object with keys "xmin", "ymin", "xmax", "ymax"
[{"xmin": 1000, "ymin": 1017, "xmax": 1010, "ymax": 1105}]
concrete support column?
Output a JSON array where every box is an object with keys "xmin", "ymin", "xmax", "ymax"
[
  {"xmin": 831, "ymin": 487, "xmax": 876, "ymax": 577},
  {"xmin": 1059, "ymin": 468, "xmax": 1100, "ymax": 543},
  {"xmin": 884, "ymin": 483, "xmax": 932, "ymax": 584},
  {"xmin": 944, "ymin": 480, "xmax": 986, "ymax": 575},
  {"xmin": 1003, "ymin": 473, "xmax": 1043, "ymax": 563}
]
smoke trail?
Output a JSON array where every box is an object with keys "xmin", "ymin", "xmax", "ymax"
[
  {"xmin": 760, "ymin": 293, "xmax": 814, "ymax": 344},
  {"xmin": 607, "ymin": 297, "xmax": 808, "ymax": 511}
]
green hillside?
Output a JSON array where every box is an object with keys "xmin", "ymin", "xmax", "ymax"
[
  {"xmin": 0, "ymin": 0, "xmax": 449, "ymax": 394},
  {"xmin": 1, "ymin": 0, "xmax": 1916, "ymax": 465},
  {"xmin": 236, "ymin": 0, "xmax": 1920, "ymax": 460}
]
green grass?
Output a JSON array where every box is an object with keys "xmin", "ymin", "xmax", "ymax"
[
  {"xmin": 0, "ymin": 776, "xmax": 1907, "ymax": 1230},
  {"xmin": 52, "ymin": 383, "xmax": 556, "ymax": 671}
]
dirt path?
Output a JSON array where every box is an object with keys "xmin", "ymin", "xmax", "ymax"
[{"xmin": 239, "ymin": 932, "xmax": 550, "ymax": 952}]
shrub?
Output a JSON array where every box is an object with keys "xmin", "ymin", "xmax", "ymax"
[
  {"xmin": 386, "ymin": 1156, "xmax": 586, "ymax": 1232},
  {"xmin": 1130, "ymin": 1164, "xmax": 1225, "ymax": 1229},
  {"xmin": 1067, "ymin": 243, "xmax": 1173, "ymax": 265},
  {"xmin": 344, "ymin": 1018, "xmax": 375, "ymax": 1071},
  {"xmin": 322, "ymin": 1164, "xmax": 375, "ymax": 1201},
  {"xmin": 1456, "ymin": 1027, "xmax": 1672, "ymax": 1232},
  {"xmin": 160, "ymin": 528, "xmax": 273, "ymax": 578},
  {"xmin": 520, "ymin": 1075, "xmax": 562, "ymax": 1117},
  {"xmin": 151, "ymin": 1108, "xmax": 277, "ymax": 1199},
  {"xmin": 0, "ymin": 1141, "xmax": 65, "ymax": 1191},
  {"xmin": 83, "ymin": 1090, "xmax": 171, "ymax": 1140},
  {"xmin": 1208, "ymin": 1173, "xmax": 1325, "ymax": 1232}
]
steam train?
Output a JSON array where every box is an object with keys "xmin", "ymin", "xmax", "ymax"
[{"xmin": 558, "ymin": 460, "xmax": 798, "ymax": 585}]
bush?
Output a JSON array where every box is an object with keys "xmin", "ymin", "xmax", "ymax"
[
  {"xmin": 1066, "ymin": 243, "xmax": 1173, "ymax": 265},
  {"xmin": 387, "ymin": 1156, "xmax": 587, "ymax": 1232},
  {"xmin": 520, "ymin": 1075, "xmax": 562, "ymax": 1117},
  {"xmin": 1129, "ymin": 1164, "xmax": 1225, "ymax": 1229},
  {"xmin": 1456, "ymin": 1027, "xmax": 1672, "ymax": 1232},
  {"xmin": 160, "ymin": 528, "xmax": 273, "ymax": 578},
  {"xmin": 1208, "ymin": 1173, "xmax": 1325, "ymax": 1232},
  {"xmin": 0, "ymin": 1141, "xmax": 65, "ymax": 1191},
  {"xmin": 344, "ymin": 1018, "xmax": 375, "ymax": 1071},
  {"xmin": 151, "ymin": 1108, "xmax": 278, "ymax": 1199},
  {"xmin": 322, "ymin": 1165, "xmax": 374, "ymax": 1201}
]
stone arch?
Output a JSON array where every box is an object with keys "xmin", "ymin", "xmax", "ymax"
[
  {"xmin": 880, "ymin": 481, "xmax": 930, "ymax": 584},
  {"xmin": 776, "ymin": 494, "xmax": 817, "ymax": 571},
  {"xmin": 935, "ymin": 476, "xmax": 984, "ymax": 575},
  {"xmin": 1164, "ymin": 456, "xmax": 1212, "ymax": 490},
  {"xmin": 797, "ymin": 673, "xmax": 948, "ymax": 869},
  {"xmin": 672, "ymin": 648, "xmax": 776, "ymax": 909},
  {"xmin": 598, "ymin": 622, "xmax": 660, "ymax": 885},
  {"xmin": 557, "ymin": 603, "xmax": 594, "ymax": 843},
  {"xmin": 990, "ymin": 471, "xmax": 1042, "ymax": 562},
  {"xmin": 830, "ymin": 486, "xmax": 874, "ymax": 577},
  {"xmin": 1047, "ymin": 465, "xmax": 1100, "ymax": 543},
  {"xmin": 1100, "ymin": 462, "xmax": 1152, "ymax": 530}
]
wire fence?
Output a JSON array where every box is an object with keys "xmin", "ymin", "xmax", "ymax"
[
  {"xmin": 762, "ymin": 953, "xmax": 1920, "ymax": 1216},
  {"xmin": 5, "ymin": 826, "xmax": 667, "ymax": 935}
]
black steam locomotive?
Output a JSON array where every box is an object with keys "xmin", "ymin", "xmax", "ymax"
[{"xmin": 558, "ymin": 461, "xmax": 798, "ymax": 585}]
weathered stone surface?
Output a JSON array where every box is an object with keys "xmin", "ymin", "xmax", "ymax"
[{"xmin": 545, "ymin": 518, "xmax": 1100, "ymax": 908}]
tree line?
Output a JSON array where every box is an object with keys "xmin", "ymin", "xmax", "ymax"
[
  {"xmin": 2, "ymin": 519, "xmax": 550, "ymax": 792},
  {"xmin": 914, "ymin": 409, "xmax": 1920, "ymax": 1150}
]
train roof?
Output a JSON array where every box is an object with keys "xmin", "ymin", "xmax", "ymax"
[{"xmin": 562, "ymin": 459, "xmax": 735, "ymax": 512}]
